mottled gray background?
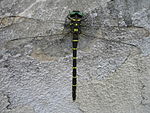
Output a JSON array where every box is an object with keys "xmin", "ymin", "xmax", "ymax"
[{"xmin": 0, "ymin": 0, "xmax": 150, "ymax": 113}]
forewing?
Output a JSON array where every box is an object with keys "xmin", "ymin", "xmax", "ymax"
[
  {"xmin": 0, "ymin": 16, "xmax": 73, "ymax": 60},
  {"xmin": 81, "ymin": 8, "xmax": 149, "ymax": 43},
  {"xmin": 0, "ymin": 16, "xmax": 66, "ymax": 40}
]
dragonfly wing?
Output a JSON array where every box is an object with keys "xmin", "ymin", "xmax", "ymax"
[
  {"xmin": 82, "ymin": 24, "xmax": 149, "ymax": 44},
  {"xmin": 0, "ymin": 16, "xmax": 65, "ymax": 29},
  {"xmin": 4, "ymin": 33, "xmax": 73, "ymax": 60},
  {"xmin": 38, "ymin": 33, "xmax": 72, "ymax": 58},
  {"xmin": 81, "ymin": 33, "xmax": 138, "ymax": 48},
  {"xmin": 0, "ymin": 16, "xmax": 74, "ymax": 59},
  {"xmin": 0, "ymin": 15, "xmax": 66, "ymax": 43},
  {"xmin": 82, "ymin": 9, "xmax": 149, "ymax": 42}
]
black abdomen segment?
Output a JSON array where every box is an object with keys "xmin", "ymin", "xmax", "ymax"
[{"xmin": 72, "ymin": 34, "xmax": 78, "ymax": 101}]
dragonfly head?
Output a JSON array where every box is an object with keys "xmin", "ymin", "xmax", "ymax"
[{"xmin": 68, "ymin": 11, "xmax": 84, "ymax": 21}]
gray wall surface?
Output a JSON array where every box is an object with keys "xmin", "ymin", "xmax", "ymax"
[{"xmin": 0, "ymin": 0, "xmax": 150, "ymax": 113}]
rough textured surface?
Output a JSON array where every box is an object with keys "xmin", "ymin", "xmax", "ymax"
[{"xmin": 0, "ymin": 0, "xmax": 150, "ymax": 113}]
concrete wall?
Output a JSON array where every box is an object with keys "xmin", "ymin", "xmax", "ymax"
[{"xmin": 0, "ymin": 0, "xmax": 150, "ymax": 113}]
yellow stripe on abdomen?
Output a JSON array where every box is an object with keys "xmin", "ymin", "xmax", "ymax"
[
  {"xmin": 72, "ymin": 48, "xmax": 77, "ymax": 50},
  {"xmin": 72, "ymin": 67, "xmax": 77, "ymax": 69}
]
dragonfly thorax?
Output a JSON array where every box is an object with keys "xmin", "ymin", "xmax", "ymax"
[
  {"xmin": 69, "ymin": 21, "xmax": 81, "ymax": 34},
  {"xmin": 67, "ymin": 11, "xmax": 84, "ymax": 34}
]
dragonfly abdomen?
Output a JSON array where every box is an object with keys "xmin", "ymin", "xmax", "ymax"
[{"xmin": 72, "ymin": 34, "xmax": 79, "ymax": 101}]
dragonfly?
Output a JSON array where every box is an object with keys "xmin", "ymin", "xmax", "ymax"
[{"xmin": 0, "ymin": 10, "xmax": 149, "ymax": 101}]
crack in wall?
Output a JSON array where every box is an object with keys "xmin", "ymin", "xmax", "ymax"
[
  {"xmin": 78, "ymin": 106, "xmax": 85, "ymax": 113},
  {"xmin": 139, "ymin": 80, "xmax": 148, "ymax": 106},
  {"xmin": 4, "ymin": 93, "xmax": 12, "ymax": 110},
  {"xmin": 76, "ymin": 101, "xmax": 86, "ymax": 113}
]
